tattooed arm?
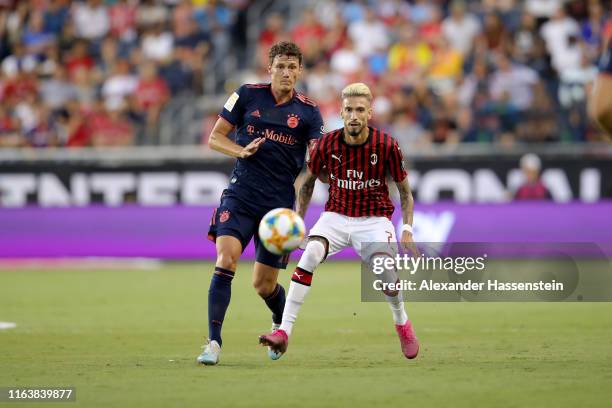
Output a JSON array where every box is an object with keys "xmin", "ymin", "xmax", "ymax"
[
  {"xmin": 296, "ymin": 170, "xmax": 318, "ymax": 220},
  {"xmin": 395, "ymin": 176, "xmax": 416, "ymax": 253},
  {"xmin": 396, "ymin": 176, "xmax": 414, "ymax": 226}
]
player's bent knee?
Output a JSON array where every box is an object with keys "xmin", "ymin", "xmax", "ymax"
[
  {"xmin": 252, "ymin": 273, "xmax": 278, "ymax": 297},
  {"xmin": 252, "ymin": 264, "xmax": 279, "ymax": 297},
  {"xmin": 300, "ymin": 238, "xmax": 327, "ymax": 271},
  {"xmin": 215, "ymin": 237, "xmax": 242, "ymax": 271},
  {"xmin": 216, "ymin": 251, "xmax": 240, "ymax": 271},
  {"xmin": 253, "ymin": 280, "xmax": 276, "ymax": 298}
]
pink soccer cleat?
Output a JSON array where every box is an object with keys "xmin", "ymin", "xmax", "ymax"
[
  {"xmin": 259, "ymin": 329, "xmax": 289, "ymax": 359},
  {"xmin": 395, "ymin": 321, "xmax": 419, "ymax": 359}
]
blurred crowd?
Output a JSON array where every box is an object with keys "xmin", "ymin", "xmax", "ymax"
[
  {"xmin": 0, "ymin": 0, "xmax": 247, "ymax": 147},
  {"xmin": 264, "ymin": 0, "xmax": 610, "ymax": 149},
  {"xmin": 0, "ymin": 0, "xmax": 610, "ymax": 148}
]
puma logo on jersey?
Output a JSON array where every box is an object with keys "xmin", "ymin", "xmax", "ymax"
[
  {"xmin": 293, "ymin": 271, "xmax": 303, "ymax": 280},
  {"xmin": 331, "ymin": 154, "xmax": 342, "ymax": 163}
]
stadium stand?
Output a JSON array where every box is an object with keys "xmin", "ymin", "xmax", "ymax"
[{"xmin": 0, "ymin": 0, "xmax": 610, "ymax": 148}]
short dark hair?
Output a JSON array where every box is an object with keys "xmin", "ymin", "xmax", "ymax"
[{"xmin": 268, "ymin": 41, "xmax": 302, "ymax": 66}]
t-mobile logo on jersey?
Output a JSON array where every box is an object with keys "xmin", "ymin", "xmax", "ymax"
[
  {"xmin": 336, "ymin": 169, "xmax": 381, "ymax": 190},
  {"xmin": 245, "ymin": 126, "xmax": 298, "ymax": 145},
  {"xmin": 263, "ymin": 129, "xmax": 297, "ymax": 145}
]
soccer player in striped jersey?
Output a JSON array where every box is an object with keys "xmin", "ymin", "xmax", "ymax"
[
  {"xmin": 196, "ymin": 41, "xmax": 324, "ymax": 365},
  {"xmin": 259, "ymin": 83, "xmax": 420, "ymax": 360}
]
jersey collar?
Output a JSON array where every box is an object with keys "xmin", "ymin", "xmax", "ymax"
[
  {"xmin": 270, "ymin": 85, "xmax": 296, "ymax": 106},
  {"xmin": 341, "ymin": 126, "xmax": 372, "ymax": 147}
]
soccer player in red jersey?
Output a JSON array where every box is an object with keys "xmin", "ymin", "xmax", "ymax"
[{"xmin": 260, "ymin": 83, "xmax": 420, "ymax": 360}]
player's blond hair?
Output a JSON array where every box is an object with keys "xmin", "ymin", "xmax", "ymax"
[{"xmin": 341, "ymin": 83, "xmax": 372, "ymax": 102}]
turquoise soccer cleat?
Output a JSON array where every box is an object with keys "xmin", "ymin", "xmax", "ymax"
[
  {"xmin": 196, "ymin": 339, "xmax": 221, "ymax": 365},
  {"xmin": 259, "ymin": 329, "xmax": 289, "ymax": 360},
  {"xmin": 268, "ymin": 347, "xmax": 283, "ymax": 360}
]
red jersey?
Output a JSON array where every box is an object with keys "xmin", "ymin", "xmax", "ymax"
[
  {"xmin": 308, "ymin": 127, "xmax": 407, "ymax": 219},
  {"xmin": 134, "ymin": 78, "xmax": 169, "ymax": 110},
  {"xmin": 514, "ymin": 181, "xmax": 551, "ymax": 200},
  {"xmin": 109, "ymin": 3, "xmax": 137, "ymax": 38}
]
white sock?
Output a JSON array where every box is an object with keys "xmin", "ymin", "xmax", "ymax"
[
  {"xmin": 279, "ymin": 240, "xmax": 325, "ymax": 336},
  {"xmin": 385, "ymin": 292, "xmax": 408, "ymax": 325},
  {"xmin": 279, "ymin": 281, "xmax": 310, "ymax": 336},
  {"xmin": 369, "ymin": 254, "xmax": 408, "ymax": 325}
]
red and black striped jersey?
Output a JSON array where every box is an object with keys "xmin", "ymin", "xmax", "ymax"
[{"xmin": 308, "ymin": 126, "xmax": 407, "ymax": 219}]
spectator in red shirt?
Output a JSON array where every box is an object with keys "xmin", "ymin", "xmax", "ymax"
[
  {"xmin": 109, "ymin": 0, "xmax": 137, "ymax": 43},
  {"xmin": 2, "ymin": 70, "xmax": 38, "ymax": 106},
  {"xmin": 514, "ymin": 153, "xmax": 552, "ymax": 200},
  {"xmin": 133, "ymin": 61, "xmax": 169, "ymax": 142},
  {"xmin": 256, "ymin": 12, "xmax": 285, "ymax": 68},
  {"xmin": 0, "ymin": 102, "xmax": 25, "ymax": 147},
  {"xmin": 134, "ymin": 61, "xmax": 169, "ymax": 111},
  {"xmin": 90, "ymin": 97, "xmax": 135, "ymax": 147},
  {"xmin": 64, "ymin": 40, "xmax": 95, "ymax": 80},
  {"xmin": 418, "ymin": 6, "xmax": 443, "ymax": 42},
  {"xmin": 65, "ymin": 100, "xmax": 92, "ymax": 147},
  {"xmin": 291, "ymin": 9, "xmax": 326, "ymax": 52}
]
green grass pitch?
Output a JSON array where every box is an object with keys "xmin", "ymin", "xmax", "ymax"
[{"xmin": 1, "ymin": 261, "xmax": 612, "ymax": 407}]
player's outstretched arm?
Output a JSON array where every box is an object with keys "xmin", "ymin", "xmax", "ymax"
[
  {"xmin": 296, "ymin": 170, "xmax": 318, "ymax": 219},
  {"xmin": 207, "ymin": 117, "xmax": 266, "ymax": 158},
  {"xmin": 396, "ymin": 177, "xmax": 417, "ymax": 255}
]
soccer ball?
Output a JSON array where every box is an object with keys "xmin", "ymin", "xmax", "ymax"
[{"xmin": 258, "ymin": 208, "xmax": 306, "ymax": 255}]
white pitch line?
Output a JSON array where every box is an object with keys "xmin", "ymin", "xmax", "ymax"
[{"xmin": 0, "ymin": 322, "xmax": 17, "ymax": 330}]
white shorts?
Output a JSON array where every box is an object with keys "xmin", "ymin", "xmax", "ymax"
[{"xmin": 308, "ymin": 211, "xmax": 398, "ymax": 261}]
